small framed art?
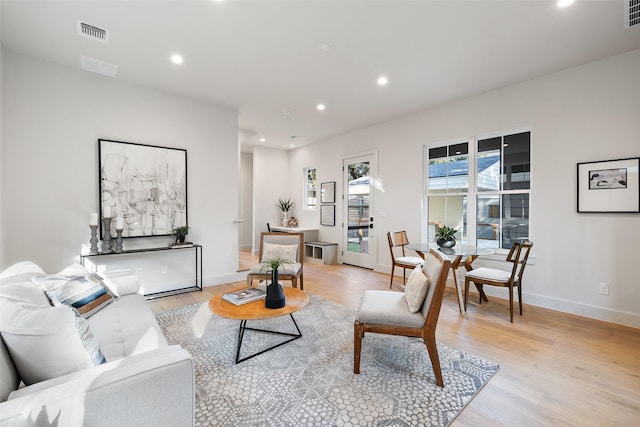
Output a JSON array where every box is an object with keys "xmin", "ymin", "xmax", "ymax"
[{"xmin": 577, "ymin": 157, "xmax": 639, "ymax": 213}]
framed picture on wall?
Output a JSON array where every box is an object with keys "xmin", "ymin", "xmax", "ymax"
[
  {"xmin": 577, "ymin": 157, "xmax": 639, "ymax": 213},
  {"xmin": 321, "ymin": 181, "xmax": 336, "ymax": 203},
  {"xmin": 98, "ymin": 139, "xmax": 188, "ymax": 238},
  {"xmin": 320, "ymin": 205, "xmax": 336, "ymax": 226}
]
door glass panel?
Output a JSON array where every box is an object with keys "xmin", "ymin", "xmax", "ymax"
[{"xmin": 347, "ymin": 161, "xmax": 370, "ymax": 254}]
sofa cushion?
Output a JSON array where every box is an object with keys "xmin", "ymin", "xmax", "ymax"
[
  {"xmin": 32, "ymin": 272, "xmax": 114, "ymax": 318},
  {"xmin": 0, "ymin": 300, "xmax": 105, "ymax": 385},
  {"xmin": 88, "ymin": 294, "xmax": 168, "ymax": 361},
  {"xmin": 0, "ymin": 280, "xmax": 50, "ymax": 306},
  {"xmin": 404, "ymin": 266, "xmax": 430, "ymax": 313},
  {"xmin": 0, "ymin": 261, "xmax": 45, "ymax": 286}
]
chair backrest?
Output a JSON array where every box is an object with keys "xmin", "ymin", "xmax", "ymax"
[
  {"xmin": 258, "ymin": 232, "xmax": 304, "ymax": 264},
  {"xmin": 419, "ymin": 249, "xmax": 451, "ymax": 333},
  {"xmin": 506, "ymin": 240, "xmax": 534, "ymax": 282},
  {"xmin": 387, "ymin": 231, "xmax": 410, "ymax": 261}
]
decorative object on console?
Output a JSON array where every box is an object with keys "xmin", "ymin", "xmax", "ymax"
[
  {"xmin": 101, "ymin": 216, "xmax": 113, "ymax": 254},
  {"xmin": 435, "ymin": 225, "xmax": 457, "ymax": 248},
  {"xmin": 173, "ymin": 225, "xmax": 189, "ymax": 244},
  {"xmin": 277, "ymin": 198, "xmax": 294, "ymax": 227},
  {"xmin": 99, "ymin": 139, "xmax": 188, "ymax": 238},
  {"xmin": 287, "ymin": 217, "xmax": 298, "ymax": 228},
  {"xmin": 89, "ymin": 212, "xmax": 99, "ymax": 255},
  {"xmin": 261, "ymin": 257, "xmax": 289, "ymax": 309}
]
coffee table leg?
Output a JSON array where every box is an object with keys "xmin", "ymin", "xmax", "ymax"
[{"xmin": 235, "ymin": 314, "xmax": 302, "ymax": 364}]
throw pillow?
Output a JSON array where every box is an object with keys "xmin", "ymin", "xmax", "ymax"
[
  {"xmin": 32, "ymin": 272, "xmax": 114, "ymax": 318},
  {"xmin": 261, "ymin": 243, "xmax": 298, "ymax": 263},
  {"xmin": 0, "ymin": 300, "xmax": 105, "ymax": 385},
  {"xmin": 404, "ymin": 266, "xmax": 430, "ymax": 313}
]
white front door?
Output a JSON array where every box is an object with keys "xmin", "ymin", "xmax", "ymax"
[{"xmin": 342, "ymin": 153, "xmax": 376, "ymax": 269}]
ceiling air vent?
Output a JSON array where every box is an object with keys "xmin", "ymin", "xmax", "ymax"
[
  {"xmin": 77, "ymin": 21, "xmax": 109, "ymax": 44},
  {"xmin": 626, "ymin": 0, "xmax": 640, "ymax": 28}
]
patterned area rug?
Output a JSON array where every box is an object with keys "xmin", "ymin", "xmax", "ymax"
[{"xmin": 156, "ymin": 293, "xmax": 499, "ymax": 426}]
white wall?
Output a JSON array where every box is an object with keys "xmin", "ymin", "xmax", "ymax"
[
  {"xmin": 239, "ymin": 151, "xmax": 253, "ymax": 250},
  {"xmin": 3, "ymin": 51, "xmax": 244, "ymax": 286},
  {"xmin": 0, "ymin": 43, "xmax": 5, "ymax": 267},
  {"xmin": 251, "ymin": 146, "xmax": 289, "ymax": 253},
  {"xmin": 285, "ymin": 49, "xmax": 640, "ymax": 328}
]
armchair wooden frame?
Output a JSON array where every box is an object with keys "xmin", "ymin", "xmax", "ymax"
[
  {"xmin": 246, "ymin": 232, "xmax": 304, "ymax": 290},
  {"xmin": 354, "ymin": 249, "xmax": 451, "ymax": 387},
  {"xmin": 387, "ymin": 231, "xmax": 423, "ymax": 288},
  {"xmin": 464, "ymin": 240, "xmax": 533, "ymax": 322}
]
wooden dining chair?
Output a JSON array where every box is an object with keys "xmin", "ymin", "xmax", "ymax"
[
  {"xmin": 464, "ymin": 240, "xmax": 533, "ymax": 322},
  {"xmin": 387, "ymin": 231, "xmax": 424, "ymax": 288},
  {"xmin": 354, "ymin": 249, "xmax": 451, "ymax": 387}
]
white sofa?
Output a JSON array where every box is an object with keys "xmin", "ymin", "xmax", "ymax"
[{"xmin": 0, "ymin": 262, "xmax": 194, "ymax": 427}]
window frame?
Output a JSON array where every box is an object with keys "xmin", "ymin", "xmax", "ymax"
[
  {"xmin": 303, "ymin": 167, "xmax": 317, "ymax": 211},
  {"xmin": 423, "ymin": 128, "xmax": 532, "ymax": 254}
]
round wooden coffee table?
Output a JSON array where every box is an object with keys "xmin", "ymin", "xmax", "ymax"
[{"xmin": 209, "ymin": 286, "xmax": 309, "ymax": 363}]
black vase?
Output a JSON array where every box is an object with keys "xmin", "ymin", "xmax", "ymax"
[
  {"xmin": 265, "ymin": 269, "xmax": 286, "ymax": 309},
  {"xmin": 436, "ymin": 238, "xmax": 456, "ymax": 248}
]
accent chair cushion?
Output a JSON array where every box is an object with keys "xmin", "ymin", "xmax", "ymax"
[
  {"xmin": 404, "ymin": 266, "xmax": 430, "ymax": 313},
  {"xmin": 466, "ymin": 267, "xmax": 511, "ymax": 283},
  {"xmin": 0, "ymin": 300, "xmax": 105, "ymax": 385},
  {"xmin": 356, "ymin": 290, "xmax": 425, "ymax": 329},
  {"xmin": 261, "ymin": 243, "xmax": 298, "ymax": 263},
  {"xmin": 32, "ymin": 265, "xmax": 115, "ymax": 318}
]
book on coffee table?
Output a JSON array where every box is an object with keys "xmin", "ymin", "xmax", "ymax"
[{"xmin": 222, "ymin": 288, "xmax": 266, "ymax": 305}]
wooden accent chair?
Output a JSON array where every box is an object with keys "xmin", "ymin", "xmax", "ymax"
[
  {"xmin": 354, "ymin": 249, "xmax": 451, "ymax": 387},
  {"xmin": 387, "ymin": 231, "xmax": 424, "ymax": 288},
  {"xmin": 464, "ymin": 240, "xmax": 534, "ymax": 322},
  {"xmin": 246, "ymin": 232, "xmax": 304, "ymax": 290}
]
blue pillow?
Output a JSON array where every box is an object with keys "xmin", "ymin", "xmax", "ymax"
[{"xmin": 32, "ymin": 273, "xmax": 114, "ymax": 317}]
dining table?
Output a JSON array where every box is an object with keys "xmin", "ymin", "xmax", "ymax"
[{"xmin": 405, "ymin": 243, "xmax": 495, "ymax": 314}]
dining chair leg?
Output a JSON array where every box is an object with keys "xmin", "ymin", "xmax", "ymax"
[
  {"xmin": 389, "ymin": 265, "xmax": 396, "ymax": 288},
  {"xmin": 464, "ymin": 279, "xmax": 470, "ymax": 311},
  {"xmin": 518, "ymin": 282, "xmax": 523, "ymax": 315},
  {"xmin": 354, "ymin": 322, "xmax": 364, "ymax": 374},
  {"xmin": 508, "ymin": 284, "xmax": 514, "ymax": 323}
]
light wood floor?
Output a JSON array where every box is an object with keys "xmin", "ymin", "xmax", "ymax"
[{"xmin": 148, "ymin": 253, "xmax": 640, "ymax": 426}]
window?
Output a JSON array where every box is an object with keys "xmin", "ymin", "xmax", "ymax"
[
  {"xmin": 303, "ymin": 167, "xmax": 317, "ymax": 210},
  {"xmin": 425, "ymin": 131, "xmax": 531, "ymax": 250}
]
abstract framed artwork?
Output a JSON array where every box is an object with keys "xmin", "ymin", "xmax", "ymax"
[
  {"xmin": 577, "ymin": 157, "xmax": 639, "ymax": 213},
  {"xmin": 98, "ymin": 139, "xmax": 188, "ymax": 238},
  {"xmin": 320, "ymin": 205, "xmax": 336, "ymax": 226}
]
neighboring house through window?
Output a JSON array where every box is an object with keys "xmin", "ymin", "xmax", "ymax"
[{"xmin": 425, "ymin": 130, "xmax": 531, "ymax": 250}]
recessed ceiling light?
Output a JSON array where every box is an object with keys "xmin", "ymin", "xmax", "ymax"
[
  {"xmin": 377, "ymin": 76, "xmax": 388, "ymax": 86},
  {"xmin": 289, "ymin": 143, "xmax": 296, "ymax": 148},
  {"xmin": 316, "ymin": 104, "xmax": 326, "ymax": 111},
  {"xmin": 170, "ymin": 54, "xmax": 183, "ymax": 64},
  {"xmin": 318, "ymin": 43, "xmax": 332, "ymax": 52},
  {"xmin": 259, "ymin": 137, "xmax": 266, "ymax": 142},
  {"xmin": 557, "ymin": 0, "xmax": 576, "ymax": 7}
]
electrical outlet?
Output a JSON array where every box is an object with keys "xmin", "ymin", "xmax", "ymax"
[
  {"xmin": 599, "ymin": 283, "xmax": 609, "ymax": 295},
  {"xmin": 160, "ymin": 265, "xmax": 168, "ymax": 274}
]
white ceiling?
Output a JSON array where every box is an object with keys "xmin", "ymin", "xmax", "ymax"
[{"xmin": 2, "ymin": 1, "xmax": 639, "ymax": 151}]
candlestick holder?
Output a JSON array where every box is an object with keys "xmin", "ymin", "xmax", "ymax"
[
  {"xmin": 102, "ymin": 217, "xmax": 113, "ymax": 254},
  {"xmin": 115, "ymin": 229, "xmax": 123, "ymax": 253},
  {"xmin": 89, "ymin": 225, "xmax": 99, "ymax": 255}
]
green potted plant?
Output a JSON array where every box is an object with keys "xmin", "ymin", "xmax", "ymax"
[
  {"xmin": 435, "ymin": 225, "xmax": 457, "ymax": 248},
  {"xmin": 277, "ymin": 198, "xmax": 294, "ymax": 226},
  {"xmin": 260, "ymin": 257, "xmax": 291, "ymax": 308},
  {"xmin": 173, "ymin": 226, "xmax": 189, "ymax": 244}
]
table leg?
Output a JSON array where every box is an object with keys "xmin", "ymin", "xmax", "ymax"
[
  {"xmin": 451, "ymin": 256, "xmax": 464, "ymax": 314},
  {"xmin": 235, "ymin": 314, "xmax": 303, "ymax": 363}
]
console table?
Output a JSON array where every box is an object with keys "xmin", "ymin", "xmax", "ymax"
[{"xmin": 80, "ymin": 244, "xmax": 203, "ymax": 300}]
